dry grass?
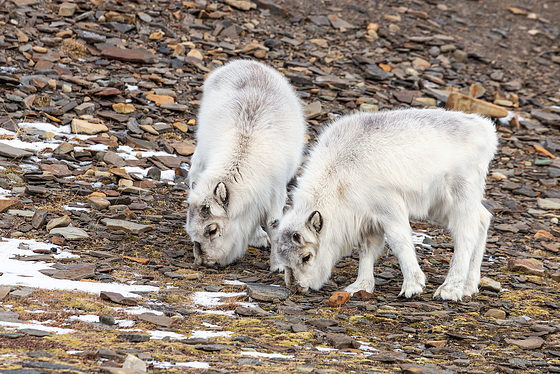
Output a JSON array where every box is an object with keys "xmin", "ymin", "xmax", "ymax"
[{"xmin": 62, "ymin": 39, "xmax": 88, "ymax": 59}]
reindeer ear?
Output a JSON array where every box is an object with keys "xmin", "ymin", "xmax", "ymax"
[
  {"xmin": 214, "ymin": 182, "xmax": 228, "ymax": 206},
  {"xmin": 308, "ymin": 211, "xmax": 322, "ymax": 233}
]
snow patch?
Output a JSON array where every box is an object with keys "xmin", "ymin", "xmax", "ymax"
[{"xmin": 0, "ymin": 238, "xmax": 159, "ymax": 298}]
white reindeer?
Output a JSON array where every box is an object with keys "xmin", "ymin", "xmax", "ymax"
[
  {"xmin": 276, "ymin": 109, "xmax": 497, "ymax": 301},
  {"xmin": 186, "ymin": 59, "xmax": 306, "ymax": 269}
]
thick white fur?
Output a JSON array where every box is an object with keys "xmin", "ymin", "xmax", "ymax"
[
  {"xmin": 186, "ymin": 60, "xmax": 306, "ymax": 268},
  {"xmin": 277, "ymin": 109, "xmax": 497, "ymax": 301}
]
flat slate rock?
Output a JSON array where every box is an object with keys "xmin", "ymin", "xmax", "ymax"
[
  {"xmin": 116, "ymin": 333, "xmax": 150, "ymax": 342},
  {"xmin": 49, "ymin": 227, "xmax": 89, "ymax": 240},
  {"xmin": 0, "ymin": 143, "xmax": 33, "ymax": 158},
  {"xmin": 245, "ymin": 283, "xmax": 290, "ymax": 302},
  {"xmin": 100, "ymin": 291, "xmax": 138, "ymax": 306},
  {"xmin": 0, "ymin": 311, "xmax": 21, "ymax": 322},
  {"xmin": 400, "ymin": 364, "xmax": 455, "ymax": 374},
  {"xmin": 194, "ymin": 344, "xmax": 231, "ymax": 352},
  {"xmin": 22, "ymin": 361, "xmax": 82, "ymax": 371},
  {"xmin": 137, "ymin": 312, "xmax": 173, "ymax": 327},
  {"xmin": 19, "ymin": 328, "xmax": 51, "ymax": 337},
  {"xmin": 100, "ymin": 218, "xmax": 153, "ymax": 234}
]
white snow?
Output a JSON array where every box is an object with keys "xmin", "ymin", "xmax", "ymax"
[
  {"xmin": 151, "ymin": 361, "xmax": 210, "ymax": 369},
  {"xmin": 0, "ymin": 188, "xmax": 13, "ymax": 198},
  {"xmin": 147, "ymin": 330, "xmax": 187, "ymax": 340},
  {"xmin": 0, "ymin": 320, "xmax": 75, "ymax": 335},
  {"xmin": 110, "ymin": 306, "xmax": 164, "ymax": 315},
  {"xmin": 69, "ymin": 315, "xmax": 99, "ymax": 323},
  {"xmin": 412, "ymin": 230, "xmax": 433, "ymax": 248},
  {"xmin": 190, "ymin": 330, "xmax": 232, "ymax": 339},
  {"xmin": 0, "ymin": 238, "xmax": 159, "ymax": 298},
  {"xmin": 239, "ymin": 351, "xmax": 294, "ymax": 359},
  {"xmin": 191, "ymin": 291, "xmax": 247, "ymax": 308},
  {"xmin": 63, "ymin": 205, "xmax": 90, "ymax": 212}
]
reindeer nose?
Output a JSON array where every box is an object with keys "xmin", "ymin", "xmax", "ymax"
[{"xmin": 193, "ymin": 242, "xmax": 204, "ymax": 265}]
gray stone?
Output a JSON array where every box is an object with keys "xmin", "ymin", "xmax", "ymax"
[
  {"xmin": 97, "ymin": 347, "xmax": 121, "ymax": 360},
  {"xmin": 88, "ymin": 196, "xmax": 111, "ymax": 210},
  {"xmin": 480, "ymin": 277, "xmax": 501, "ymax": 292},
  {"xmin": 118, "ymin": 186, "xmax": 151, "ymax": 194},
  {"xmin": 152, "ymin": 123, "xmax": 173, "ymax": 133},
  {"xmin": 101, "ymin": 218, "xmax": 153, "ymax": 234},
  {"xmin": 10, "ymin": 288, "xmax": 34, "ymax": 298},
  {"xmin": 0, "ymin": 311, "xmax": 21, "ymax": 322},
  {"xmin": 46, "ymin": 215, "xmax": 71, "ymax": 231},
  {"xmin": 194, "ymin": 344, "xmax": 231, "ymax": 352},
  {"xmin": 19, "ymin": 329, "xmax": 51, "ymax": 337},
  {"xmin": 0, "ymin": 143, "xmax": 33, "ymax": 158},
  {"xmin": 103, "ymin": 151, "xmax": 126, "ymax": 167},
  {"xmin": 308, "ymin": 318, "xmax": 338, "ymax": 329},
  {"xmin": 505, "ymin": 337, "xmax": 545, "ymax": 350},
  {"xmin": 117, "ymin": 333, "xmax": 150, "ymax": 342},
  {"xmin": 49, "ymin": 226, "xmax": 90, "ymax": 240},
  {"xmin": 532, "ymin": 109, "xmax": 560, "ymax": 126},
  {"xmin": 246, "ymin": 283, "xmax": 290, "ymax": 302},
  {"xmin": 99, "ymin": 314, "xmax": 116, "ymax": 326},
  {"xmin": 99, "ymin": 368, "xmax": 147, "ymax": 374},
  {"xmin": 100, "ymin": 291, "xmax": 138, "ymax": 306},
  {"xmin": 364, "ymin": 64, "xmax": 391, "ymax": 80},
  {"xmin": 304, "ymin": 101, "xmax": 322, "ymax": 119},
  {"xmin": 42, "ymin": 263, "xmax": 96, "ymax": 280},
  {"xmin": 400, "ymin": 364, "xmax": 455, "ymax": 374},
  {"xmin": 160, "ymin": 102, "xmax": 188, "ymax": 111},
  {"xmin": 137, "ymin": 312, "xmax": 173, "ymax": 327},
  {"xmin": 22, "ymin": 361, "xmax": 80, "ymax": 370},
  {"xmin": 0, "ymin": 286, "xmax": 11, "ymax": 301},
  {"xmin": 8, "ymin": 210, "xmax": 35, "ymax": 218},
  {"xmin": 146, "ymin": 167, "xmax": 161, "ymax": 180},
  {"xmin": 537, "ymin": 198, "xmax": 560, "ymax": 210},
  {"xmin": 235, "ymin": 306, "xmax": 268, "ymax": 317},
  {"xmin": 326, "ymin": 333, "xmax": 357, "ymax": 349},
  {"xmin": 122, "ymin": 355, "xmax": 146, "ymax": 372},
  {"xmin": 484, "ymin": 308, "xmax": 506, "ymax": 319},
  {"xmin": 74, "ymin": 102, "xmax": 96, "ymax": 115},
  {"xmin": 31, "ymin": 210, "xmax": 48, "ymax": 229}
]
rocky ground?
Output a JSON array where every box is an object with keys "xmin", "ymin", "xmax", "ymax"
[{"xmin": 1, "ymin": 0, "xmax": 560, "ymax": 373}]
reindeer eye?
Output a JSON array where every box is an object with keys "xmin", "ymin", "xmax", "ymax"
[
  {"xmin": 292, "ymin": 232, "xmax": 301, "ymax": 244},
  {"xmin": 206, "ymin": 224, "xmax": 219, "ymax": 238},
  {"xmin": 302, "ymin": 253, "xmax": 312, "ymax": 264}
]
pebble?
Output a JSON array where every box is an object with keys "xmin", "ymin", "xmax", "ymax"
[
  {"xmin": 99, "ymin": 314, "xmax": 116, "ymax": 326},
  {"xmin": 101, "ymin": 219, "xmax": 153, "ymax": 234},
  {"xmin": 328, "ymin": 291, "xmax": 351, "ymax": 307},
  {"xmin": 122, "ymin": 355, "xmax": 147, "ymax": 372},
  {"xmin": 49, "ymin": 226, "xmax": 90, "ymax": 240},
  {"xmin": 100, "ymin": 291, "xmax": 138, "ymax": 306},
  {"xmin": 87, "ymin": 196, "xmax": 111, "ymax": 210},
  {"xmin": 479, "ymin": 277, "xmax": 501, "ymax": 292},
  {"xmin": 445, "ymin": 92, "xmax": 508, "ymax": 118},
  {"xmin": 71, "ymin": 119, "xmax": 109, "ymax": 135},
  {"xmin": 484, "ymin": 308, "xmax": 506, "ymax": 319},
  {"xmin": 117, "ymin": 333, "xmax": 150, "ymax": 342},
  {"xmin": 246, "ymin": 283, "xmax": 290, "ymax": 302},
  {"xmin": 100, "ymin": 46, "xmax": 156, "ymax": 63},
  {"xmin": 137, "ymin": 312, "xmax": 174, "ymax": 327},
  {"xmin": 508, "ymin": 258, "xmax": 545, "ymax": 276},
  {"xmin": 505, "ymin": 337, "xmax": 545, "ymax": 350},
  {"xmin": 45, "ymin": 215, "xmax": 71, "ymax": 231}
]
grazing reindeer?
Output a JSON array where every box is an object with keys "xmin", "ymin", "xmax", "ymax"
[
  {"xmin": 186, "ymin": 60, "xmax": 306, "ymax": 270},
  {"xmin": 276, "ymin": 109, "xmax": 497, "ymax": 301}
]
